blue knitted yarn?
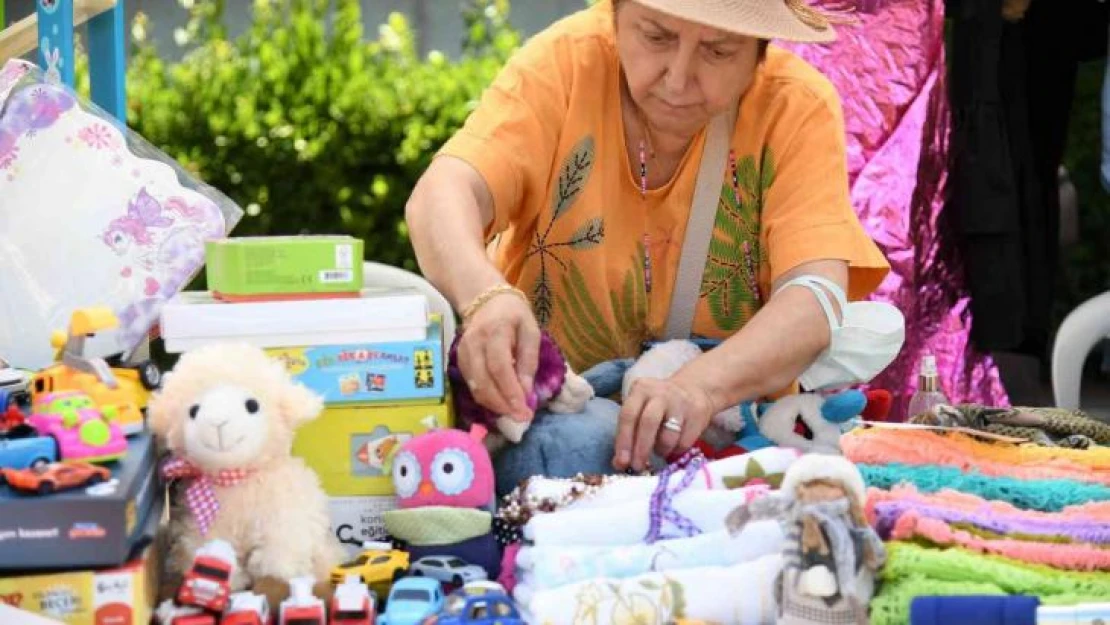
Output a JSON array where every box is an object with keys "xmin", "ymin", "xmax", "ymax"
[{"xmin": 857, "ymin": 463, "xmax": 1110, "ymax": 512}]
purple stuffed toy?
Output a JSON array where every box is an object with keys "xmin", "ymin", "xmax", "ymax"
[{"xmin": 447, "ymin": 330, "xmax": 593, "ymax": 449}]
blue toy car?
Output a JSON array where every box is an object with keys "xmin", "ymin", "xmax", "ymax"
[
  {"xmin": 432, "ymin": 583, "xmax": 523, "ymax": 625},
  {"xmin": 377, "ymin": 577, "xmax": 444, "ymax": 625}
]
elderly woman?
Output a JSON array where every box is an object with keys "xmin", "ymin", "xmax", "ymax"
[{"xmin": 406, "ymin": 0, "xmax": 889, "ymax": 493}]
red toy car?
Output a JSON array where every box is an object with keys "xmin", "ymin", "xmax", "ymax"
[
  {"xmin": 177, "ymin": 539, "xmax": 238, "ymax": 612},
  {"xmin": 329, "ymin": 575, "xmax": 375, "ymax": 625},
  {"xmin": 221, "ymin": 591, "xmax": 272, "ymax": 625},
  {"xmin": 279, "ymin": 576, "xmax": 326, "ymax": 625},
  {"xmin": 155, "ymin": 599, "xmax": 218, "ymax": 625}
]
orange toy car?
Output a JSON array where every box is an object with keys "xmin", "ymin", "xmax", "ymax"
[
  {"xmin": 31, "ymin": 307, "xmax": 161, "ymax": 436},
  {"xmin": 1, "ymin": 461, "xmax": 111, "ymax": 495}
]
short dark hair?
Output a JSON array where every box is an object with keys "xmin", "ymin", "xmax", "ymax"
[{"xmin": 612, "ymin": 0, "xmax": 770, "ymax": 61}]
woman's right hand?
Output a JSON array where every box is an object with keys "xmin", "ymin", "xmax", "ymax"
[{"xmin": 455, "ymin": 291, "xmax": 541, "ymax": 422}]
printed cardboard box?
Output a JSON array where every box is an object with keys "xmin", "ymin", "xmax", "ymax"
[
  {"xmin": 328, "ymin": 495, "xmax": 400, "ymax": 559},
  {"xmin": 0, "ymin": 517, "xmax": 161, "ymax": 625},
  {"xmin": 267, "ymin": 315, "xmax": 444, "ymax": 405},
  {"xmin": 205, "ymin": 235, "xmax": 364, "ymax": 300},
  {"xmin": 0, "ymin": 433, "xmax": 161, "ymax": 571},
  {"xmin": 292, "ymin": 398, "xmax": 453, "ymax": 497}
]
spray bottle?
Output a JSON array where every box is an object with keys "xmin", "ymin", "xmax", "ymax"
[{"xmin": 907, "ymin": 353, "xmax": 949, "ymax": 419}]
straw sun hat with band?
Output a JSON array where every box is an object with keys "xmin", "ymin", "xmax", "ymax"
[{"xmin": 619, "ymin": 0, "xmax": 853, "ymax": 44}]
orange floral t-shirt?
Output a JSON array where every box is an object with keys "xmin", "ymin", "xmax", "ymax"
[{"xmin": 437, "ymin": 1, "xmax": 889, "ymax": 374}]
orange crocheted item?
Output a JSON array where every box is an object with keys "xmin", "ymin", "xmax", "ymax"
[{"xmin": 842, "ymin": 429, "xmax": 1110, "ymax": 485}]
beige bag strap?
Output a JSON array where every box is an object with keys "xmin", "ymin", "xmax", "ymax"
[{"xmin": 663, "ymin": 103, "xmax": 739, "ymax": 340}]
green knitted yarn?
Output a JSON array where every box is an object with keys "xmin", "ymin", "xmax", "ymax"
[
  {"xmin": 869, "ymin": 542, "xmax": 1110, "ymax": 625},
  {"xmin": 857, "ymin": 463, "xmax": 1110, "ymax": 512}
]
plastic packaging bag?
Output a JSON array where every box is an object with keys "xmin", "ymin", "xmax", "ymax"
[{"xmin": 0, "ymin": 59, "xmax": 243, "ymax": 369}]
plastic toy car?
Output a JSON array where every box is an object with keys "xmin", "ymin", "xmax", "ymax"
[
  {"xmin": 155, "ymin": 599, "xmax": 218, "ymax": 625},
  {"xmin": 177, "ymin": 539, "xmax": 238, "ymax": 612},
  {"xmin": 330, "ymin": 541, "xmax": 410, "ymax": 588},
  {"xmin": 1, "ymin": 461, "xmax": 111, "ymax": 494},
  {"xmin": 377, "ymin": 577, "xmax": 445, "ymax": 625},
  {"xmin": 32, "ymin": 307, "xmax": 159, "ymax": 435},
  {"xmin": 0, "ymin": 421, "xmax": 57, "ymax": 474},
  {"xmin": 409, "ymin": 557, "xmax": 487, "ymax": 587},
  {"xmin": 329, "ymin": 574, "xmax": 375, "ymax": 625},
  {"xmin": 27, "ymin": 390, "xmax": 127, "ymax": 463},
  {"xmin": 431, "ymin": 584, "xmax": 524, "ymax": 625},
  {"xmin": 0, "ymin": 356, "xmax": 30, "ymax": 400},
  {"xmin": 278, "ymin": 576, "xmax": 326, "ymax": 625},
  {"xmin": 221, "ymin": 591, "xmax": 271, "ymax": 625}
]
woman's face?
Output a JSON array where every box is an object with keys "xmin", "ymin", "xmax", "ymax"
[{"xmin": 615, "ymin": 1, "xmax": 762, "ymax": 139}]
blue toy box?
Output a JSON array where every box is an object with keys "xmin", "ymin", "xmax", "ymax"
[{"xmin": 266, "ymin": 316, "xmax": 444, "ymax": 404}]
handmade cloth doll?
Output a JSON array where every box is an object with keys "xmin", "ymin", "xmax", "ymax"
[
  {"xmin": 382, "ymin": 424, "xmax": 503, "ymax": 579},
  {"xmin": 148, "ymin": 343, "xmax": 342, "ymax": 607},
  {"xmin": 447, "ymin": 330, "xmax": 593, "ymax": 452},
  {"xmin": 725, "ymin": 454, "xmax": 886, "ymax": 625}
]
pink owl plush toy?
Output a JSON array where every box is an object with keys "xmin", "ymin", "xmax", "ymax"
[{"xmin": 381, "ymin": 425, "xmax": 502, "ymax": 580}]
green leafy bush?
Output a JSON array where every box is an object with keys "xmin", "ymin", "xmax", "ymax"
[{"xmin": 121, "ymin": 0, "xmax": 520, "ymax": 271}]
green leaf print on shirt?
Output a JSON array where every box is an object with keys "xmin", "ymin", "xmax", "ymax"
[
  {"xmin": 701, "ymin": 147, "xmax": 775, "ymax": 332},
  {"xmin": 556, "ymin": 243, "xmax": 648, "ymax": 372},
  {"xmin": 530, "ymin": 135, "xmax": 603, "ymax": 326}
]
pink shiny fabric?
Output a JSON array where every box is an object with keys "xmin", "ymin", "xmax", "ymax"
[{"xmin": 782, "ymin": 0, "xmax": 1010, "ymax": 417}]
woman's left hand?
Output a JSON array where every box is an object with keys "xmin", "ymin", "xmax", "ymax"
[{"xmin": 613, "ymin": 375, "xmax": 716, "ymax": 471}]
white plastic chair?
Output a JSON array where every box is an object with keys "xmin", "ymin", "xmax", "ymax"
[
  {"xmin": 362, "ymin": 261, "xmax": 457, "ymax": 340},
  {"xmin": 1051, "ymin": 290, "xmax": 1110, "ymax": 409}
]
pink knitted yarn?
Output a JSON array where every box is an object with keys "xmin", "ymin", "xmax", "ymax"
[
  {"xmin": 866, "ymin": 484, "xmax": 1110, "ymax": 522},
  {"xmin": 891, "ymin": 511, "xmax": 1110, "ymax": 571}
]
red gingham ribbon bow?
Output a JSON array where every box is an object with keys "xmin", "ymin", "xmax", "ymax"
[{"xmin": 161, "ymin": 457, "xmax": 255, "ymax": 536}]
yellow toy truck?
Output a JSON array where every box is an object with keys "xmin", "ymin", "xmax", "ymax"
[{"xmin": 29, "ymin": 307, "xmax": 161, "ymax": 435}]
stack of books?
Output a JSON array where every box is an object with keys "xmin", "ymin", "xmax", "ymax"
[{"xmin": 159, "ymin": 236, "xmax": 454, "ymax": 555}]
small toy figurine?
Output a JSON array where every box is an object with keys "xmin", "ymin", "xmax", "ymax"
[
  {"xmin": 155, "ymin": 599, "xmax": 218, "ymax": 625},
  {"xmin": 329, "ymin": 541, "xmax": 409, "ymax": 593},
  {"xmin": 329, "ymin": 574, "xmax": 376, "ymax": 625},
  {"xmin": 436, "ymin": 582, "xmax": 524, "ymax": 625},
  {"xmin": 177, "ymin": 539, "xmax": 238, "ymax": 612},
  {"xmin": 448, "ymin": 329, "xmax": 593, "ymax": 451},
  {"xmin": 377, "ymin": 577, "xmax": 445, "ymax": 625},
  {"xmin": 0, "ymin": 461, "xmax": 110, "ymax": 495},
  {"xmin": 725, "ymin": 454, "xmax": 886, "ymax": 625},
  {"xmin": 278, "ymin": 576, "xmax": 326, "ymax": 625},
  {"xmin": 220, "ymin": 592, "xmax": 272, "ymax": 625},
  {"xmin": 27, "ymin": 390, "xmax": 128, "ymax": 463},
  {"xmin": 149, "ymin": 343, "xmax": 342, "ymax": 607}
]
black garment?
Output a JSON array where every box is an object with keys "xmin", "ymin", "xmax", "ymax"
[{"xmin": 946, "ymin": 0, "xmax": 1108, "ymax": 357}]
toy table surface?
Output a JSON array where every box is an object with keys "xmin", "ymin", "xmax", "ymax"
[{"xmin": 0, "ymin": 603, "xmax": 65, "ymax": 624}]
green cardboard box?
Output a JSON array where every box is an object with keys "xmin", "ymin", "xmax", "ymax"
[{"xmin": 205, "ymin": 236, "xmax": 364, "ymax": 299}]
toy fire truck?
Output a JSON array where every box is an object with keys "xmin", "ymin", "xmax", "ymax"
[
  {"xmin": 155, "ymin": 599, "xmax": 218, "ymax": 625},
  {"xmin": 278, "ymin": 576, "xmax": 326, "ymax": 625},
  {"xmin": 329, "ymin": 574, "xmax": 375, "ymax": 625},
  {"xmin": 177, "ymin": 539, "xmax": 239, "ymax": 612},
  {"xmin": 221, "ymin": 591, "xmax": 272, "ymax": 625}
]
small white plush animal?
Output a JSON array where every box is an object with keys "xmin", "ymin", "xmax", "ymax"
[{"xmin": 149, "ymin": 343, "xmax": 343, "ymax": 606}]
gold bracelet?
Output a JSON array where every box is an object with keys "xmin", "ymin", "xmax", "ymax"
[{"xmin": 460, "ymin": 283, "xmax": 529, "ymax": 324}]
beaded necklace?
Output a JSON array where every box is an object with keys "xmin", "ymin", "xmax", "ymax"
[{"xmin": 636, "ymin": 118, "xmax": 763, "ymax": 315}]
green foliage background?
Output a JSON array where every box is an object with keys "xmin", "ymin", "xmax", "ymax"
[
  {"xmin": 115, "ymin": 0, "xmax": 519, "ymax": 272},
  {"xmin": 68, "ymin": 0, "xmax": 1106, "ymax": 322}
]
